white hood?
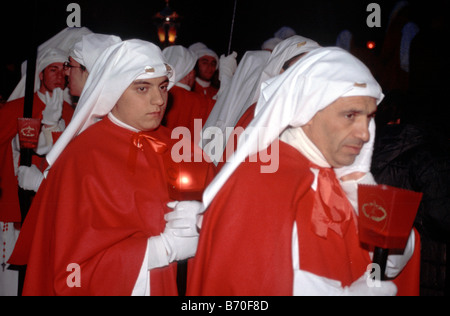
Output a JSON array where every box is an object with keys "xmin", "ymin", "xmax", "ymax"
[
  {"xmin": 203, "ymin": 47, "xmax": 384, "ymax": 208},
  {"xmin": 46, "ymin": 39, "xmax": 175, "ymax": 170}
]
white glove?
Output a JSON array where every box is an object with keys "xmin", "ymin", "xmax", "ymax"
[
  {"xmin": 214, "ymin": 52, "xmax": 238, "ymax": 100},
  {"xmin": 219, "ymin": 51, "xmax": 238, "ymax": 81},
  {"xmin": 343, "ymin": 271, "xmax": 397, "ymax": 296},
  {"xmin": 147, "ymin": 201, "xmax": 203, "ymax": 270},
  {"xmin": 335, "ymin": 120, "xmax": 376, "ymax": 179},
  {"xmin": 17, "ymin": 165, "xmax": 44, "ymax": 192},
  {"xmin": 41, "ymin": 88, "xmax": 64, "ymax": 126},
  {"xmin": 384, "ymin": 230, "xmax": 415, "ymax": 279},
  {"xmin": 35, "ymin": 120, "xmax": 66, "ymax": 156}
]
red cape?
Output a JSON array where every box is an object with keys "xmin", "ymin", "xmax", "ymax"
[
  {"xmin": 188, "ymin": 141, "xmax": 421, "ymax": 295},
  {"xmin": 163, "ymin": 86, "xmax": 214, "ymax": 136},
  {"xmin": 0, "ymin": 94, "xmax": 73, "ymax": 223},
  {"xmin": 10, "ymin": 118, "xmax": 180, "ymax": 295}
]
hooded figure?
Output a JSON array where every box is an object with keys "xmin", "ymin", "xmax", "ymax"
[
  {"xmin": 69, "ymin": 33, "xmax": 122, "ymax": 74},
  {"xmin": 201, "ymin": 50, "xmax": 271, "ymax": 164},
  {"xmin": 189, "ymin": 42, "xmax": 219, "ymax": 68},
  {"xmin": 8, "ymin": 27, "xmax": 92, "ymax": 103},
  {"xmin": 162, "ymin": 45, "xmax": 214, "ymax": 136},
  {"xmin": 163, "ymin": 45, "xmax": 197, "ymax": 84},
  {"xmin": 14, "ymin": 34, "xmax": 123, "ymax": 200},
  {"xmin": 64, "ymin": 33, "xmax": 122, "ymax": 102},
  {"xmin": 189, "ymin": 42, "xmax": 220, "ymax": 99},
  {"xmin": 188, "ymin": 47, "xmax": 420, "ymax": 296},
  {"xmin": 46, "ymin": 39, "xmax": 175, "ymax": 168},
  {"xmin": 10, "ymin": 40, "xmax": 202, "ymax": 296},
  {"xmin": 202, "ymin": 35, "xmax": 321, "ymax": 168},
  {"xmin": 0, "ymin": 46, "xmax": 75, "ymax": 296},
  {"xmin": 0, "ymin": 46, "xmax": 74, "ymax": 223}
]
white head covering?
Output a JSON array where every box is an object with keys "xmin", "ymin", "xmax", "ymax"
[
  {"xmin": 188, "ymin": 42, "xmax": 219, "ymax": 69},
  {"xmin": 201, "ymin": 35, "xmax": 320, "ymax": 164},
  {"xmin": 202, "ymin": 47, "xmax": 384, "ymax": 208},
  {"xmin": 37, "ymin": 48, "xmax": 67, "ymax": 73},
  {"xmin": 7, "ymin": 47, "xmax": 67, "ymax": 102},
  {"xmin": 252, "ymin": 35, "xmax": 321, "ymax": 105},
  {"xmin": 163, "ymin": 45, "xmax": 196, "ymax": 83},
  {"xmin": 201, "ymin": 50, "xmax": 271, "ymax": 161},
  {"xmin": 70, "ymin": 33, "xmax": 122, "ymax": 73},
  {"xmin": 46, "ymin": 39, "xmax": 175, "ymax": 169},
  {"xmin": 188, "ymin": 42, "xmax": 208, "ymax": 54},
  {"xmin": 8, "ymin": 27, "xmax": 93, "ymax": 102},
  {"xmin": 36, "ymin": 47, "xmax": 68, "ymax": 77}
]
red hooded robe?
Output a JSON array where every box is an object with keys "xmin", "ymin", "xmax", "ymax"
[
  {"xmin": 188, "ymin": 141, "xmax": 420, "ymax": 295},
  {"xmin": 10, "ymin": 117, "xmax": 179, "ymax": 296}
]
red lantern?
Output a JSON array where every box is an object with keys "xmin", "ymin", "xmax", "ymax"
[
  {"xmin": 358, "ymin": 184, "xmax": 422, "ymax": 279},
  {"xmin": 17, "ymin": 118, "xmax": 41, "ymax": 149}
]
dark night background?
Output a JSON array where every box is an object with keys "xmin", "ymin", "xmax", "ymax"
[
  {"xmin": 2, "ymin": 0, "xmax": 401, "ymax": 56},
  {"xmin": 0, "ymin": 0, "xmax": 430, "ymax": 98}
]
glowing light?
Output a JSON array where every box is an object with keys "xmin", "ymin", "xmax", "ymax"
[
  {"xmin": 180, "ymin": 176, "xmax": 190, "ymax": 185},
  {"xmin": 367, "ymin": 41, "xmax": 376, "ymax": 50}
]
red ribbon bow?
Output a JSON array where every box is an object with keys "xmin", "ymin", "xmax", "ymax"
[
  {"xmin": 132, "ymin": 132, "xmax": 167, "ymax": 154},
  {"xmin": 310, "ymin": 167, "xmax": 354, "ymax": 239},
  {"xmin": 127, "ymin": 132, "xmax": 168, "ymax": 173}
]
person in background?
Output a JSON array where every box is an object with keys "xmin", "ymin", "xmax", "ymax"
[
  {"xmin": 162, "ymin": 45, "xmax": 214, "ymax": 136},
  {"xmin": 64, "ymin": 33, "xmax": 122, "ymax": 103},
  {"xmin": 0, "ymin": 47, "xmax": 73, "ymax": 296},
  {"xmin": 189, "ymin": 42, "xmax": 220, "ymax": 100},
  {"xmin": 207, "ymin": 35, "xmax": 320, "ymax": 172}
]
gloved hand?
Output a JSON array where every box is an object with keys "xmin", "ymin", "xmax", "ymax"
[
  {"xmin": 147, "ymin": 201, "xmax": 204, "ymax": 270},
  {"xmin": 165, "ymin": 201, "xmax": 203, "ymax": 236},
  {"xmin": 219, "ymin": 51, "xmax": 238, "ymax": 81},
  {"xmin": 35, "ymin": 120, "xmax": 67, "ymax": 156},
  {"xmin": 17, "ymin": 165, "xmax": 44, "ymax": 192},
  {"xmin": 335, "ymin": 120, "xmax": 376, "ymax": 180},
  {"xmin": 343, "ymin": 271, "xmax": 397, "ymax": 296},
  {"xmin": 384, "ymin": 230, "xmax": 415, "ymax": 279},
  {"xmin": 41, "ymin": 88, "xmax": 64, "ymax": 126},
  {"xmin": 214, "ymin": 52, "xmax": 238, "ymax": 100}
]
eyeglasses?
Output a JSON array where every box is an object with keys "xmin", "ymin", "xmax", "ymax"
[{"xmin": 63, "ymin": 61, "xmax": 86, "ymax": 71}]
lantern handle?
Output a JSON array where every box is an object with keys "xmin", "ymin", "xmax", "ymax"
[{"xmin": 373, "ymin": 247, "xmax": 389, "ymax": 281}]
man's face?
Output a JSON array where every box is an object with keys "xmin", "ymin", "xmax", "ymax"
[
  {"xmin": 39, "ymin": 63, "xmax": 66, "ymax": 94},
  {"xmin": 302, "ymin": 96, "xmax": 377, "ymax": 168},
  {"xmin": 65, "ymin": 57, "xmax": 89, "ymax": 97},
  {"xmin": 197, "ymin": 56, "xmax": 217, "ymax": 81},
  {"xmin": 111, "ymin": 76, "xmax": 169, "ymax": 131}
]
